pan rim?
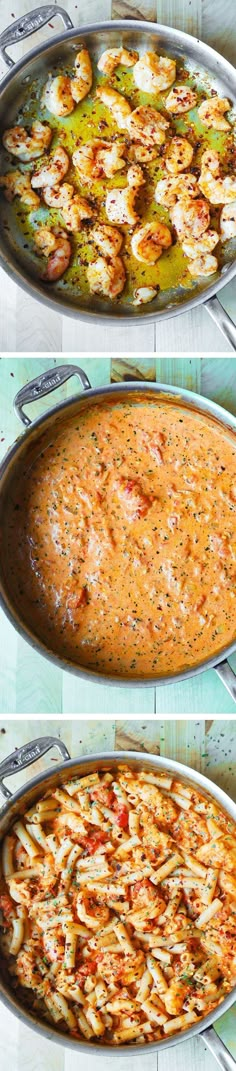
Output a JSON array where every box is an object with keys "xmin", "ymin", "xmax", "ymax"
[
  {"xmin": 0, "ymin": 18, "xmax": 235, "ymax": 324},
  {"xmin": 0, "ymin": 377, "xmax": 235, "ymax": 687}
]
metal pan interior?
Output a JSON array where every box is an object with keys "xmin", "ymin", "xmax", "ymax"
[{"xmin": 0, "ymin": 22, "xmax": 235, "ymax": 321}]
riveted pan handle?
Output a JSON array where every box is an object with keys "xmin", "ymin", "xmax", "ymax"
[
  {"xmin": 0, "ymin": 6, "xmax": 73, "ymax": 69},
  {"xmin": 200, "ymin": 1026, "xmax": 236, "ymax": 1070},
  {"xmin": 0, "ymin": 736, "xmax": 71, "ymax": 801},
  {"xmin": 215, "ymin": 660, "xmax": 236, "ymax": 703},
  {"xmin": 14, "ymin": 363, "xmax": 92, "ymax": 426}
]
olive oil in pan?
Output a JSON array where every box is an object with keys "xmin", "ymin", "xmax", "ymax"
[{"xmin": 2, "ymin": 57, "xmax": 234, "ymax": 303}]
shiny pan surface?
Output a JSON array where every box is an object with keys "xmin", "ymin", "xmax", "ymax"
[{"xmin": 0, "ymin": 15, "xmax": 235, "ymax": 324}]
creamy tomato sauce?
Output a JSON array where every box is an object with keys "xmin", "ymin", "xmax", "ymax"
[{"xmin": 5, "ymin": 397, "xmax": 236, "ymax": 677}]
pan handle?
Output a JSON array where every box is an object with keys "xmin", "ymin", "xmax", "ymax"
[
  {"xmin": 0, "ymin": 6, "xmax": 73, "ymax": 69},
  {"xmin": 200, "ymin": 1026, "xmax": 236, "ymax": 1070},
  {"xmin": 0, "ymin": 736, "xmax": 71, "ymax": 801},
  {"xmin": 205, "ymin": 296, "xmax": 236, "ymax": 351},
  {"xmin": 14, "ymin": 363, "xmax": 92, "ymax": 426},
  {"xmin": 215, "ymin": 659, "xmax": 236, "ymax": 703}
]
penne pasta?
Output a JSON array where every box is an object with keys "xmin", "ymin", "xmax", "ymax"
[
  {"xmin": 195, "ymin": 898, "xmax": 223, "ymax": 928},
  {"xmin": 1, "ymin": 765, "xmax": 235, "ymax": 1050}
]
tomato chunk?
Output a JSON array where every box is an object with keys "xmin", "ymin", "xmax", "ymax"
[
  {"xmin": 115, "ymin": 804, "xmax": 129, "ymax": 829},
  {"xmin": 82, "ymin": 831, "xmax": 107, "ymax": 855},
  {"xmin": 0, "ymin": 892, "xmax": 14, "ymax": 923}
]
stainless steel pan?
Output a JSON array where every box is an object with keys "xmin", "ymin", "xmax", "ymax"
[
  {"xmin": 0, "ymin": 6, "xmax": 235, "ymax": 344},
  {"xmin": 0, "ymin": 737, "xmax": 235, "ymax": 1067},
  {"xmin": 0, "ymin": 362, "xmax": 235, "ymax": 699}
]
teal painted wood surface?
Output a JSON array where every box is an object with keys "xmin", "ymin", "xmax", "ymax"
[
  {"xmin": 0, "ymin": 355, "xmax": 236, "ymax": 714},
  {"xmin": 0, "ymin": 717, "xmax": 235, "ymax": 1069}
]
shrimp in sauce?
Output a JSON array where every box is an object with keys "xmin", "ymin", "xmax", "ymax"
[
  {"xmin": 199, "ymin": 150, "xmax": 236, "ymax": 204},
  {"xmin": 2, "ymin": 121, "xmax": 52, "ymax": 162},
  {"xmin": 106, "ymin": 165, "xmax": 145, "ymax": 226},
  {"xmin": 31, "ymin": 147, "xmax": 69, "ymax": 189},
  {"xmin": 91, "ymin": 224, "xmax": 123, "ymax": 257},
  {"xmin": 165, "ymin": 86, "xmax": 197, "ymax": 113},
  {"xmin": 0, "ymin": 171, "xmax": 40, "ymax": 208},
  {"xmin": 127, "ymin": 105, "xmax": 169, "ymax": 148},
  {"xmin": 131, "ymin": 220, "xmax": 172, "ymax": 264},
  {"xmin": 34, "ymin": 226, "xmax": 72, "ymax": 281},
  {"xmin": 96, "ymin": 85, "xmax": 132, "ymax": 129},
  {"xmin": 73, "ymin": 139, "xmax": 126, "ymax": 181},
  {"xmin": 97, "ymin": 47, "xmax": 138, "ymax": 76},
  {"xmin": 198, "ymin": 96, "xmax": 231, "ymax": 131},
  {"xmin": 87, "ymin": 254, "xmax": 125, "ymax": 300},
  {"xmin": 133, "ymin": 51, "xmax": 176, "ymax": 93}
]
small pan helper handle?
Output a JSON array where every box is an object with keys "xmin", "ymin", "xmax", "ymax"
[
  {"xmin": 215, "ymin": 660, "xmax": 236, "ymax": 703},
  {"xmin": 205, "ymin": 296, "xmax": 236, "ymax": 351},
  {"xmin": 0, "ymin": 6, "xmax": 73, "ymax": 69},
  {"xmin": 0, "ymin": 736, "xmax": 71, "ymax": 801},
  {"xmin": 14, "ymin": 363, "xmax": 92, "ymax": 426},
  {"xmin": 200, "ymin": 1026, "xmax": 236, "ymax": 1070}
]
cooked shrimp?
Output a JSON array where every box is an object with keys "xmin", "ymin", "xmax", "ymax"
[
  {"xmin": 0, "ymin": 170, "xmax": 40, "ymax": 208},
  {"xmin": 105, "ymin": 165, "xmax": 144, "ymax": 226},
  {"xmin": 42, "ymin": 49, "xmax": 92, "ymax": 115},
  {"xmin": 131, "ymin": 220, "xmax": 172, "ymax": 264},
  {"xmin": 127, "ymin": 105, "xmax": 169, "ymax": 147},
  {"xmin": 199, "ymin": 149, "xmax": 236, "ymax": 204},
  {"xmin": 43, "ymin": 182, "xmax": 95, "ymax": 231},
  {"xmin": 126, "ymin": 165, "xmax": 144, "ymax": 190},
  {"xmin": 2, "ymin": 120, "xmax": 52, "ymax": 162},
  {"xmin": 34, "ymin": 226, "xmax": 57, "ymax": 256},
  {"xmin": 133, "ymin": 52, "xmax": 176, "ymax": 93},
  {"xmin": 31, "ymin": 147, "xmax": 69, "ymax": 189},
  {"xmin": 76, "ymin": 893, "xmax": 110, "ymax": 931},
  {"xmin": 73, "ymin": 139, "xmax": 126, "ymax": 181},
  {"xmin": 165, "ymin": 85, "xmax": 197, "ymax": 113},
  {"xmin": 96, "ymin": 86, "xmax": 131, "ymax": 129},
  {"xmin": 220, "ymin": 201, "xmax": 236, "ymax": 241},
  {"xmin": 133, "ymin": 286, "xmax": 157, "ymax": 305},
  {"xmin": 97, "ymin": 47, "xmax": 138, "ymax": 76},
  {"xmin": 71, "ymin": 48, "xmax": 93, "ymax": 103},
  {"xmin": 171, "ymin": 197, "xmax": 210, "ymax": 239},
  {"xmin": 129, "ymin": 144, "xmax": 157, "ymax": 163},
  {"xmin": 155, "ymin": 172, "xmax": 199, "ymax": 207},
  {"xmin": 198, "ymin": 96, "xmax": 231, "ymax": 131},
  {"xmin": 188, "ymin": 253, "xmax": 218, "ymax": 277},
  {"xmin": 42, "ymin": 75, "xmax": 75, "ymax": 117},
  {"xmin": 34, "ymin": 226, "xmax": 71, "ymax": 280},
  {"xmin": 42, "ymin": 182, "xmax": 75, "ymax": 208},
  {"xmin": 57, "ymin": 197, "xmax": 95, "ymax": 233},
  {"xmin": 91, "ymin": 224, "xmax": 123, "ymax": 257},
  {"xmin": 87, "ymin": 254, "xmax": 125, "ymax": 299},
  {"xmin": 182, "ymin": 229, "xmax": 219, "ymax": 258},
  {"xmin": 166, "ymin": 136, "xmax": 194, "ymax": 174}
]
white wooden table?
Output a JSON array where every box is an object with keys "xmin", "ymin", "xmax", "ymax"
[
  {"xmin": 0, "ymin": 0, "xmax": 235, "ymax": 352},
  {"xmin": 0, "ymin": 717, "xmax": 236, "ymax": 1071}
]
